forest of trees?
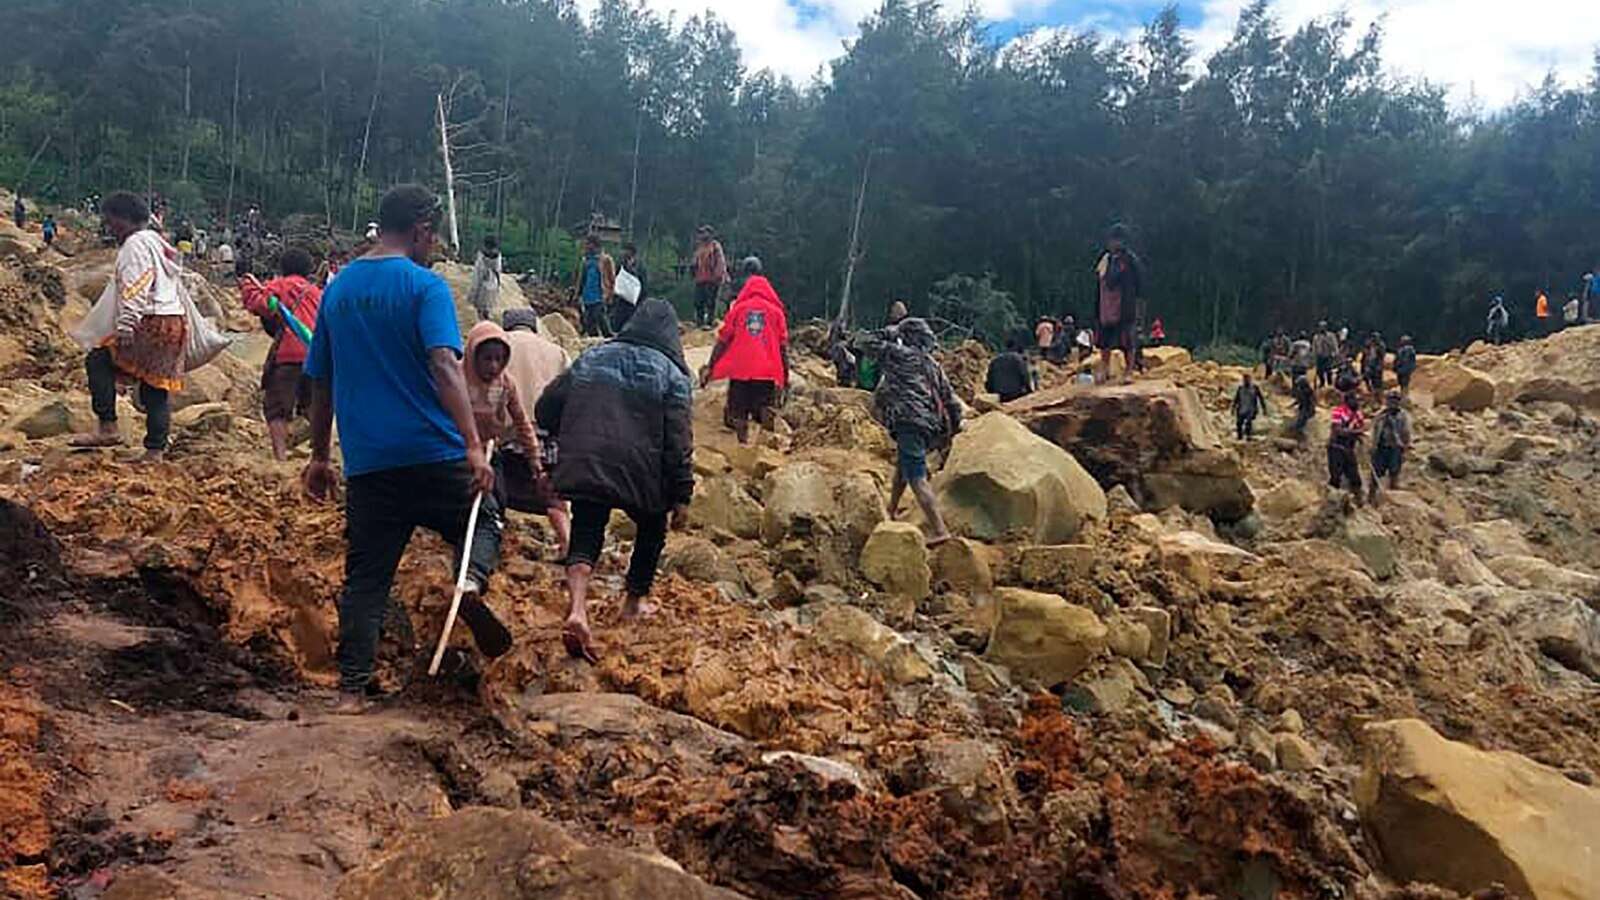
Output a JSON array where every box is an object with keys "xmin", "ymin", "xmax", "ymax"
[{"xmin": 1, "ymin": 0, "xmax": 1597, "ymax": 350}]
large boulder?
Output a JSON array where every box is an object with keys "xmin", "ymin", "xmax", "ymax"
[
  {"xmin": 539, "ymin": 312, "xmax": 584, "ymax": 358},
  {"xmin": 1340, "ymin": 514, "xmax": 1398, "ymax": 581},
  {"xmin": 688, "ymin": 475, "xmax": 762, "ymax": 539},
  {"xmin": 1435, "ymin": 539, "xmax": 1503, "ymax": 588},
  {"xmin": 1157, "ymin": 530, "xmax": 1261, "ymax": 591},
  {"xmin": 1504, "ymin": 593, "xmax": 1600, "ymax": 677},
  {"xmin": 1140, "ymin": 345, "xmax": 1191, "ymax": 370},
  {"xmin": 1356, "ymin": 718, "xmax": 1600, "ymax": 900},
  {"xmin": 1413, "ymin": 361, "xmax": 1497, "ymax": 412},
  {"xmin": 761, "ymin": 461, "xmax": 883, "ymax": 548},
  {"xmin": 1455, "ymin": 519, "xmax": 1537, "ymax": 560},
  {"xmin": 930, "ymin": 538, "xmax": 994, "ymax": 595},
  {"xmin": 336, "ymin": 807, "xmax": 744, "ymax": 900},
  {"xmin": 934, "ymin": 412, "xmax": 1106, "ymax": 543},
  {"xmin": 1012, "ymin": 382, "xmax": 1253, "ymax": 521},
  {"xmin": 1486, "ymin": 555, "xmax": 1600, "ymax": 603},
  {"xmin": 435, "ymin": 259, "xmax": 529, "ymax": 328},
  {"xmin": 1256, "ymin": 478, "xmax": 1319, "ymax": 521},
  {"xmin": 984, "ymin": 587, "xmax": 1106, "ymax": 687},
  {"xmin": 859, "ymin": 521, "xmax": 932, "ymax": 601},
  {"xmin": 810, "ymin": 602, "xmax": 933, "ymax": 685},
  {"xmin": 5, "ymin": 396, "xmax": 72, "ymax": 439}
]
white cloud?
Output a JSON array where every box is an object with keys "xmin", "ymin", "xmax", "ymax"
[
  {"xmin": 582, "ymin": 0, "xmax": 1598, "ymax": 105},
  {"xmin": 1187, "ymin": 0, "xmax": 1597, "ymax": 108}
]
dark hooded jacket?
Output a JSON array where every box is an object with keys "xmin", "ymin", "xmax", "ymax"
[
  {"xmin": 535, "ymin": 299, "xmax": 694, "ymax": 513},
  {"xmin": 866, "ymin": 318, "xmax": 961, "ymax": 439}
]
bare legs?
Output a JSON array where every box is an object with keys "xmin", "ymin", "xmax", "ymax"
[
  {"xmin": 887, "ymin": 469, "xmax": 951, "ymax": 544},
  {"xmin": 268, "ymin": 419, "xmax": 290, "ymax": 461}
]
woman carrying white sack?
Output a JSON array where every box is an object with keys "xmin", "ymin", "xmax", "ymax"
[{"xmin": 69, "ymin": 191, "xmax": 229, "ymax": 460}]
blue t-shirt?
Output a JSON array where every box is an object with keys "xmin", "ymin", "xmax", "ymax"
[
  {"xmin": 304, "ymin": 256, "xmax": 465, "ymax": 477},
  {"xmin": 580, "ymin": 255, "xmax": 603, "ymax": 305}
]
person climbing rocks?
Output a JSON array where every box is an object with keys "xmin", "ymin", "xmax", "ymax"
[
  {"xmin": 986, "ymin": 333, "xmax": 1034, "ymax": 403},
  {"xmin": 1393, "ymin": 335, "xmax": 1418, "ymax": 399},
  {"xmin": 572, "ymin": 234, "xmax": 615, "ymax": 338},
  {"xmin": 827, "ymin": 318, "xmax": 858, "ymax": 387},
  {"xmin": 1231, "ymin": 372, "xmax": 1268, "ymax": 440},
  {"xmin": 1327, "ymin": 390, "xmax": 1367, "ymax": 504},
  {"xmin": 41, "ymin": 214, "xmax": 56, "ymax": 249},
  {"xmin": 1361, "ymin": 334, "xmax": 1386, "ymax": 395},
  {"xmin": 886, "ymin": 299, "xmax": 909, "ymax": 328},
  {"xmin": 692, "ymin": 225, "xmax": 728, "ymax": 329},
  {"xmin": 467, "ymin": 235, "xmax": 502, "ymax": 321},
  {"xmin": 1535, "ymin": 289, "xmax": 1551, "ymax": 335},
  {"xmin": 1035, "ymin": 317, "xmax": 1055, "ymax": 357},
  {"xmin": 866, "ymin": 317, "xmax": 959, "ymax": 545},
  {"xmin": 703, "ymin": 257, "xmax": 789, "ymax": 446},
  {"xmin": 499, "ymin": 309, "xmax": 572, "ymax": 559},
  {"xmin": 612, "ymin": 241, "xmax": 647, "ymax": 333},
  {"xmin": 1048, "ymin": 315, "xmax": 1075, "ymax": 364},
  {"xmin": 69, "ymin": 192, "xmax": 187, "ymax": 461},
  {"xmin": 1369, "ymin": 390, "xmax": 1413, "ymax": 503},
  {"xmin": 1334, "ymin": 356, "xmax": 1361, "ymax": 395},
  {"xmin": 11, "ymin": 194, "xmax": 24, "ymax": 227},
  {"xmin": 457, "ymin": 320, "xmax": 544, "ymax": 604},
  {"xmin": 1487, "ymin": 295, "xmax": 1510, "ymax": 344},
  {"xmin": 536, "ymin": 298, "xmax": 694, "ymax": 664},
  {"xmin": 1094, "ymin": 224, "xmax": 1142, "ymax": 384},
  {"xmin": 241, "ymin": 246, "xmax": 324, "ymax": 461},
  {"xmin": 1290, "ymin": 366, "xmax": 1316, "ymax": 441},
  {"xmin": 1312, "ymin": 321, "xmax": 1339, "ymax": 389},
  {"xmin": 301, "ymin": 184, "xmax": 513, "ymax": 715}
]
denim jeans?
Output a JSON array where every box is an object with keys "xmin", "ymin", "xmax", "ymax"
[{"xmin": 87, "ymin": 347, "xmax": 171, "ymax": 451}]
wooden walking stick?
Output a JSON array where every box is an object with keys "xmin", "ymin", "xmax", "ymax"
[{"xmin": 429, "ymin": 440, "xmax": 494, "ymax": 676}]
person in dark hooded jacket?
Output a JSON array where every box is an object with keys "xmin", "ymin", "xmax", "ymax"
[
  {"xmin": 536, "ymin": 298, "xmax": 694, "ymax": 663},
  {"xmin": 864, "ymin": 318, "xmax": 959, "ymax": 545}
]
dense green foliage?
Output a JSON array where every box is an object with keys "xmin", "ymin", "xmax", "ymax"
[{"xmin": 2, "ymin": 0, "xmax": 1597, "ymax": 348}]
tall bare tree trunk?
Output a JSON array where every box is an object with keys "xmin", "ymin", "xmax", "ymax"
[
  {"xmin": 837, "ymin": 149, "xmax": 873, "ymax": 327},
  {"xmin": 224, "ymin": 50, "xmax": 241, "ymax": 225},
  {"xmin": 627, "ymin": 107, "xmax": 642, "ymax": 235},
  {"xmin": 495, "ymin": 65, "xmax": 511, "ymax": 236},
  {"xmin": 352, "ymin": 21, "xmax": 385, "ymax": 230},
  {"xmin": 436, "ymin": 93, "xmax": 460, "ymax": 254},
  {"xmin": 179, "ymin": 55, "xmax": 193, "ymax": 182}
]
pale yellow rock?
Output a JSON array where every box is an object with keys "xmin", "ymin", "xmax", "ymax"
[
  {"xmin": 1357, "ymin": 718, "xmax": 1600, "ymax": 900},
  {"xmin": 935, "ymin": 412, "xmax": 1106, "ymax": 543},
  {"xmin": 1274, "ymin": 732, "xmax": 1321, "ymax": 771},
  {"xmin": 984, "ymin": 587, "xmax": 1106, "ymax": 687},
  {"xmin": 931, "ymin": 538, "xmax": 994, "ymax": 595},
  {"xmin": 1157, "ymin": 530, "xmax": 1260, "ymax": 591},
  {"xmin": 860, "ymin": 521, "xmax": 932, "ymax": 601}
]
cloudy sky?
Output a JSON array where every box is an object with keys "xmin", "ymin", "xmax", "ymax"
[{"xmin": 584, "ymin": 0, "xmax": 1599, "ymax": 109}]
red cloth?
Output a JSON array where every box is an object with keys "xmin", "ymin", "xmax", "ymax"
[
  {"xmin": 710, "ymin": 276, "xmax": 788, "ymax": 387},
  {"xmin": 241, "ymin": 275, "xmax": 322, "ymax": 365}
]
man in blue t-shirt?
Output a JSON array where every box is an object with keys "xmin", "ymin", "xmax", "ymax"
[
  {"xmin": 303, "ymin": 184, "xmax": 513, "ymax": 714},
  {"xmin": 571, "ymin": 234, "xmax": 615, "ymax": 338}
]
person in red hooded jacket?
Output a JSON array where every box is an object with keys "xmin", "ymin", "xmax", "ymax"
[
  {"xmin": 701, "ymin": 257, "xmax": 789, "ymax": 445},
  {"xmin": 241, "ymin": 246, "xmax": 323, "ymax": 460}
]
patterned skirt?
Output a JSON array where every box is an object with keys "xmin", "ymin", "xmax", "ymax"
[{"xmin": 105, "ymin": 314, "xmax": 186, "ymax": 392}]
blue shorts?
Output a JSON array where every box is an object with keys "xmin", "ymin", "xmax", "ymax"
[{"xmin": 894, "ymin": 426, "xmax": 931, "ymax": 482}]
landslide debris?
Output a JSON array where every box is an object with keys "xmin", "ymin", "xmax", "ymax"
[{"xmin": 5, "ymin": 233, "xmax": 1600, "ymax": 899}]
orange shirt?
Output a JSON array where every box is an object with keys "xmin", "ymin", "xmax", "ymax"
[{"xmin": 1536, "ymin": 293, "xmax": 1550, "ymax": 318}]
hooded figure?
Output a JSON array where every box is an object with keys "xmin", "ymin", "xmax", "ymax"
[
  {"xmin": 536, "ymin": 298, "xmax": 694, "ymax": 663},
  {"xmin": 452, "ymin": 321, "xmax": 543, "ymax": 597},
  {"xmin": 705, "ymin": 262, "xmax": 790, "ymax": 445}
]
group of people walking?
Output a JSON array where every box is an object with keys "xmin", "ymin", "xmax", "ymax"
[{"xmin": 1243, "ymin": 322, "xmax": 1418, "ymax": 506}]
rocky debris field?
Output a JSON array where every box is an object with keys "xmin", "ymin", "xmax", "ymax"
[{"xmin": 2, "ymin": 214, "xmax": 1599, "ymax": 899}]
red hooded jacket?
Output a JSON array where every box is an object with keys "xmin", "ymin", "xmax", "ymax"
[{"xmin": 709, "ymin": 275, "xmax": 788, "ymax": 387}]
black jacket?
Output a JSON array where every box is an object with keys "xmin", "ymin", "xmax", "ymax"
[
  {"xmin": 536, "ymin": 299, "xmax": 694, "ymax": 513},
  {"xmin": 985, "ymin": 352, "xmax": 1032, "ymax": 403}
]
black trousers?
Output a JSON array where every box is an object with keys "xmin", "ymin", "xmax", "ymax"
[
  {"xmin": 86, "ymin": 347, "xmax": 171, "ymax": 451},
  {"xmin": 566, "ymin": 499, "xmax": 668, "ymax": 598},
  {"xmin": 1235, "ymin": 413, "xmax": 1256, "ymax": 439},
  {"xmin": 580, "ymin": 303, "xmax": 611, "ymax": 337},
  {"xmin": 337, "ymin": 459, "xmax": 500, "ymax": 692},
  {"xmin": 1328, "ymin": 444, "xmax": 1364, "ymax": 493},
  {"xmin": 694, "ymin": 282, "xmax": 719, "ymax": 328}
]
